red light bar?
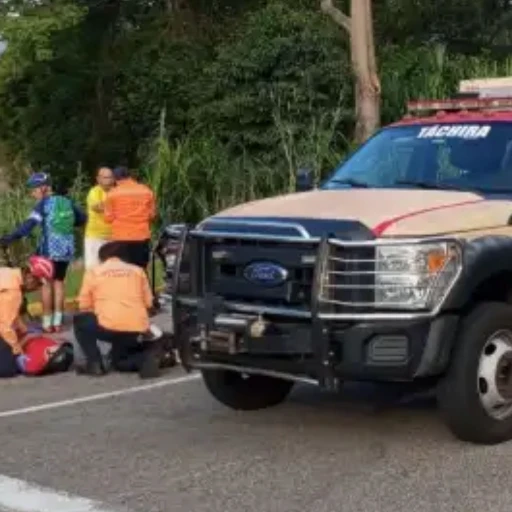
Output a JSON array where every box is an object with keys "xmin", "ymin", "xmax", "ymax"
[{"xmin": 407, "ymin": 97, "xmax": 512, "ymax": 114}]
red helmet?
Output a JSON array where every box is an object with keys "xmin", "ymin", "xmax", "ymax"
[
  {"xmin": 28, "ymin": 256, "xmax": 54, "ymax": 281},
  {"xmin": 22, "ymin": 337, "xmax": 73, "ymax": 376}
]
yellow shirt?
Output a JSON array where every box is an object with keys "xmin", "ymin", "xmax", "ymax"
[{"xmin": 85, "ymin": 185, "xmax": 111, "ymax": 239}]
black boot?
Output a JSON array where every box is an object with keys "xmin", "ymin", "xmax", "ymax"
[
  {"xmin": 138, "ymin": 339, "xmax": 164, "ymax": 379},
  {"xmin": 75, "ymin": 361, "xmax": 106, "ymax": 376},
  {"xmin": 160, "ymin": 350, "xmax": 177, "ymax": 369},
  {"xmin": 159, "ymin": 332, "xmax": 177, "ymax": 369}
]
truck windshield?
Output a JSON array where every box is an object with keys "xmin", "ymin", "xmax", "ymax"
[{"xmin": 322, "ymin": 122, "xmax": 512, "ymax": 193}]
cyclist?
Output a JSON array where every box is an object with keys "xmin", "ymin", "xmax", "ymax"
[{"xmin": 0, "ymin": 172, "xmax": 86, "ymax": 333}]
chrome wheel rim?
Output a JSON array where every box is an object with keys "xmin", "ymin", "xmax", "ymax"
[{"xmin": 477, "ymin": 330, "xmax": 512, "ymax": 421}]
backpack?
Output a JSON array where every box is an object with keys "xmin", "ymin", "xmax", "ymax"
[{"xmin": 49, "ymin": 196, "xmax": 75, "ymax": 235}]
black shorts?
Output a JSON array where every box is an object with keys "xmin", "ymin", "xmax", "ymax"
[
  {"xmin": 52, "ymin": 261, "xmax": 70, "ymax": 281},
  {"xmin": 117, "ymin": 240, "xmax": 151, "ymax": 269}
]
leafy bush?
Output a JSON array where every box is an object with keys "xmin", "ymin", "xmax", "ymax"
[
  {"xmin": 194, "ymin": 2, "xmax": 352, "ymax": 161},
  {"xmin": 0, "ymin": 0, "xmax": 510, "ymax": 232}
]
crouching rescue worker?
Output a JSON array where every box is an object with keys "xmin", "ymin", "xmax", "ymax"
[
  {"xmin": 0, "ymin": 256, "xmax": 54, "ymax": 377},
  {"xmin": 73, "ymin": 241, "xmax": 164, "ymax": 379}
]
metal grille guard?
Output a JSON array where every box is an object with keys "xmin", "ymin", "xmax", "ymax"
[
  {"xmin": 170, "ymin": 224, "xmax": 463, "ymax": 383},
  {"xmin": 172, "ymin": 227, "xmax": 463, "ymax": 320}
]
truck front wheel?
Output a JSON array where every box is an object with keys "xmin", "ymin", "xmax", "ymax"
[
  {"xmin": 201, "ymin": 369, "xmax": 294, "ymax": 411},
  {"xmin": 438, "ymin": 302, "xmax": 512, "ymax": 444}
]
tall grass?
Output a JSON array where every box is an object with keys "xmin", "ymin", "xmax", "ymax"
[
  {"xmin": 139, "ymin": 86, "xmax": 345, "ymax": 226},
  {"xmin": 270, "ymin": 83, "xmax": 348, "ymax": 191}
]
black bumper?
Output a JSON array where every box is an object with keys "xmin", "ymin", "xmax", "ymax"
[{"xmin": 173, "ymin": 295, "xmax": 459, "ymax": 385}]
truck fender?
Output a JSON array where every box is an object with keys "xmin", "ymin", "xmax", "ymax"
[{"xmin": 443, "ymin": 235, "xmax": 512, "ymax": 310}]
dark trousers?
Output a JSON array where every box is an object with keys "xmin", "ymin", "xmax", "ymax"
[
  {"xmin": 73, "ymin": 313, "xmax": 146, "ymax": 371},
  {"xmin": 117, "ymin": 240, "xmax": 151, "ymax": 269},
  {"xmin": 0, "ymin": 338, "xmax": 18, "ymax": 378}
]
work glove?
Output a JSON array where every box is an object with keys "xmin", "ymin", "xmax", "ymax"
[{"xmin": 138, "ymin": 324, "xmax": 163, "ymax": 343}]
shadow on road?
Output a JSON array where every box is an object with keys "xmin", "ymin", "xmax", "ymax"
[{"xmin": 213, "ymin": 380, "xmax": 456, "ymax": 448}]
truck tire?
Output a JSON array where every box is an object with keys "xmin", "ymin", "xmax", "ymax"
[
  {"xmin": 201, "ymin": 369, "xmax": 294, "ymax": 411},
  {"xmin": 438, "ymin": 302, "xmax": 512, "ymax": 444}
]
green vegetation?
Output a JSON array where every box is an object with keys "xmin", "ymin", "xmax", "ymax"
[{"xmin": 0, "ymin": 0, "xmax": 510, "ymax": 257}]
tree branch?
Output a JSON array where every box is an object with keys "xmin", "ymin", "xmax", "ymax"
[{"xmin": 320, "ymin": 0, "xmax": 351, "ymax": 34}]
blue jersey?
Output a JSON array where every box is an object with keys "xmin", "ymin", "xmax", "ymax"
[{"xmin": 4, "ymin": 195, "xmax": 86, "ymax": 262}]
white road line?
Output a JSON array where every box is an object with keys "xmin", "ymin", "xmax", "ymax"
[
  {"xmin": 0, "ymin": 373, "xmax": 201, "ymax": 419},
  {"xmin": 0, "ymin": 474, "xmax": 129, "ymax": 512}
]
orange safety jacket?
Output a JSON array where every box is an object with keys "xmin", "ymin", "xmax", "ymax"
[
  {"xmin": 0, "ymin": 268, "xmax": 24, "ymax": 355},
  {"xmin": 103, "ymin": 178, "xmax": 156, "ymax": 241},
  {"xmin": 78, "ymin": 257, "xmax": 153, "ymax": 333}
]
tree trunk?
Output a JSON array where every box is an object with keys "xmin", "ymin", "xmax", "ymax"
[
  {"xmin": 350, "ymin": 0, "xmax": 380, "ymax": 143},
  {"xmin": 321, "ymin": 0, "xmax": 381, "ymax": 143}
]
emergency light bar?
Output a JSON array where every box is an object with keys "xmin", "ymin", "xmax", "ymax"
[
  {"xmin": 406, "ymin": 76, "xmax": 512, "ymax": 116},
  {"xmin": 407, "ymin": 97, "xmax": 512, "ymax": 115}
]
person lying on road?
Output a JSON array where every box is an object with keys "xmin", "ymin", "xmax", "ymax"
[
  {"xmin": 73, "ymin": 241, "xmax": 164, "ymax": 379},
  {"xmin": 0, "ymin": 256, "xmax": 54, "ymax": 378}
]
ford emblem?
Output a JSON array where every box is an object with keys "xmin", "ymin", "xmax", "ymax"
[{"xmin": 243, "ymin": 261, "xmax": 288, "ymax": 287}]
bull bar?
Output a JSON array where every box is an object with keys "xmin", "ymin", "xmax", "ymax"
[{"xmin": 170, "ymin": 223, "xmax": 463, "ymax": 388}]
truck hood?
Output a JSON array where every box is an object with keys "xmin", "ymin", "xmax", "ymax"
[{"xmin": 208, "ymin": 189, "xmax": 512, "ymax": 237}]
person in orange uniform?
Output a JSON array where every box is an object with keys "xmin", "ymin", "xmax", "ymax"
[
  {"xmin": 0, "ymin": 256, "xmax": 54, "ymax": 378},
  {"xmin": 73, "ymin": 241, "xmax": 163, "ymax": 379},
  {"xmin": 103, "ymin": 166, "xmax": 156, "ymax": 269}
]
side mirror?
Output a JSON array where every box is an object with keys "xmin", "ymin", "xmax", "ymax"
[{"xmin": 295, "ymin": 167, "xmax": 314, "ymax": 192}]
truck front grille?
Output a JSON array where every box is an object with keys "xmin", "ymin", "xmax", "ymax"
[
  {"xmin": 174, "ymin": 225, "xmax": 462, "ymax": 320},
  {"xmin": 204, "ymin": 238, "xmax": 318, "ymax": 309},
  {"xmin": 178, "ymin": 235, "xmax": 378, "ymax": 313}
]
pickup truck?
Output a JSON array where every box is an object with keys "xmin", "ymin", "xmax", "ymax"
[{"xmin": 168, "ymin": 77, "xmax": 512, "ymax": 445}]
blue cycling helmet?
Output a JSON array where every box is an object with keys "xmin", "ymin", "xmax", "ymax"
[{"xmin": 26, "ymin": 172, "xmax": 51, "ymax": 189}]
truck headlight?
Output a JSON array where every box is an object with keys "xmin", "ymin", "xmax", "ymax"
[{"xmin": 375, "ymin": 241, "xmax": 462, "ymax": 310}]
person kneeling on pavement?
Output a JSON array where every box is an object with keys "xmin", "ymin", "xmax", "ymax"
[
  {"xmin": 73, "ymin": 241, "xmax": 164, "ymax": 379},
  {"xmin": 0, "ymin": 256, "xmax": 72, "ymax": 378}
]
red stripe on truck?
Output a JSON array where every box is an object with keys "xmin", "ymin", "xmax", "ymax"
[{"xmin": 371, "ymin": 199, "xmax": 484, "ymax": 237}]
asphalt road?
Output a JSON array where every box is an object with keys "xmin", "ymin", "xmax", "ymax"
[
  {"xmin": 1, "ymin": 307, "xmax": 511, "ymax": 512},
  {"xmin": 2, "ymin": 364, "xmax": 512, "ymax": 512}
]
